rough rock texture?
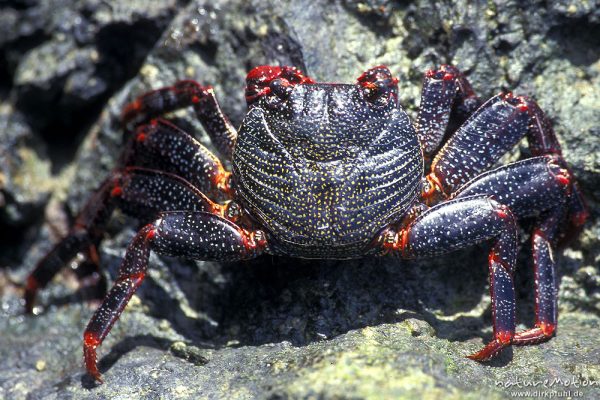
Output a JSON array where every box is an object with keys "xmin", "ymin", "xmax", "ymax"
[{"xmin": 1, "ymin": 0, "xmax": 599, "ymax": 399}]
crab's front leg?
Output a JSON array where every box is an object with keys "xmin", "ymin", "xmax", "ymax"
[
  {"xmin": 84, "ymin": 211, "xmax": 266, "ymax": 382},
  {"xmin": 377, "ymin": 196, "xmax": 518, "ymax": 359}
]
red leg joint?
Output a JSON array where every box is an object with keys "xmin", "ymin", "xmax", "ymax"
[
  {"xmin": 421, "ymin": 172, "xmax": 446, "ymax": 205},
  {"xmin": 381, "ymin": 228, "xmax": 410, "ymax": 258}
]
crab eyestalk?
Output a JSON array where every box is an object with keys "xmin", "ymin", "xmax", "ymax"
[
  {"xmin": 244, "ymin": 65, "xmax": 315, "ymax": 105},
  {"xmin": 356, "ymin": 65, "xmax": 399, "ymax": 106}
]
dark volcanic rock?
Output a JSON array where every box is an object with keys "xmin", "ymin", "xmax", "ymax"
[
  {"xmin": 0, "ymin": 0, "xmax": 185, "ymax": 265},
  {"xmin": 0, "ymin": 0, "xmax": 184, "ymax": 239},
  {"xmin": 8, "ymin": 0, "xmax": 182, "ymax": 129},
  {"xmin": 1, "ymin": 1, "xmax": 599, "ymax": 399}
]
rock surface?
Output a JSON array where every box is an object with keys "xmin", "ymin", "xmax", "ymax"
[{"xmin": 1, "ymin": 1, "xmax": 599, "ymax": 399}]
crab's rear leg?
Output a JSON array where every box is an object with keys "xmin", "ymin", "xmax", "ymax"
[
  {"xmin": 519, "ymin": 98, "xmax": 588, "ymax": 241},
  {"xmin": 121, "ymin": 80, "xmax": 237, "ymax": 159},
  {"xmin": 24, "ymin": 168, "xmax": 221, "ymax": 312},
  {"xmin": 512, "ymin": 208, "xmax": 562, "ymax": 345},
  {"xmin": 84, "ymin": 211, "xmax": 266, "ymax": 382},
  {"xmin": 454, "ymin": 155, "xmax": 574, "ymax": 348},
  {"xmin": 378, "ymin": 196, "xmax": 518, "ymax": 359},
  {"xmin": 25, "ymin": 178, "xmax": 117, "ymax": 313}
]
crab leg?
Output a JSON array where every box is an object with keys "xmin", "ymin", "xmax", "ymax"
[
  {"xmin": 83, "ymin": 211, "xmax": 266, "ymax": 382},
  {"xmin": 25, "ymin": 231, "xmax": 95, "ymax": 313},
  {"xmin": 109, "ymin": 167, "xmax": 222, "ymax": 219},
  {"xmin": 121, "ymin": 80, "xmax": 237, "ymax": 159},
  {"xmin": 516, "ymin": 97, "xmax": 589, "ymax": 236},
  {"xmin": 519, "ymin": 97, "xmax": 562, "ymax": 156},
  {"xmin": 24, "ymin": 168, "xmax": 220, "ymax": 312},
  {"xmin": 416, "ymin": 65, "xmax": 481, "ymax": 158},
  {"xmin": 512, "ymin": 208, "xmax": 562, "ymax": 345},
  {"xmin": 379, "ymin": 196, "xmax": 518, "ymax": 360},
  {"xmin": 426, "ymin": 93, "xmax": 584, "ymax": 205},
  {"xmin": 453, "ymin": 155, "xmax": 571, "ymax": 217},
  {"xmin": 122, "ymin": 119, "xmax": 231, "ymax": 196},
  {"xmin": 425, "ymin": 92, "xmax": 588, "ymax": 229},
  {"xmin": 427, "ymin": 93, "xmax": 533, "ymax": 196},
  {"xmin": 25, "ymin": 178, "xmax": 116, "ymax": 313},
  {"xmin": 453, "ymin": 155, "xmax": 573, "ymax": 346}
]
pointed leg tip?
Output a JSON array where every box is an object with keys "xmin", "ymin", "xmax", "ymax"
[
  {"xmin": 466, "ymin": 353, "xmax": 485, "ymax": 361},
  {"xmin": 24, "ymin": 300, "xmax": 34, "ymax": 315},
  {"xmin": 84, "ymin": 332, "xmax": 103, "ymax": 383},
  {"xmin": 84, "ymin": 348, "xmax": 103, "ymax": 383},
  {"xmin": 87, "ymin": 370, "xmax": 104, "ymax": 384},
  {"xmin": 467, "ymin": 338, "xmax": 509, "ymax": 362},
  {"xmin": 466, "ymin": 350, "xmax": 493, "ymax": 362},
  {"xmin": 84, "ymin": 356, "xmax": 104, "ymax": 384},
  {"xmin": 24, "ymin": 277, "xmax": 39, "ymax": 314}
]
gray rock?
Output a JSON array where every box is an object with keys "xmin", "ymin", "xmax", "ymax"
[
  {"xmin": 0, "ymin": 0, "xmax": 183, "ymax": 234},
  {"xmin": 1, "ymin": 0, "xmax": 599, "ymax": 399},
  {"xmin": 8, "ymin": 0, "xmax": 180, "ymax": 129}
]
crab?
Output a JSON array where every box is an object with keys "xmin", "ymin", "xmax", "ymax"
[{"xmin": 24, "ymin": 64, "xmax": 588, "ymax": 382}]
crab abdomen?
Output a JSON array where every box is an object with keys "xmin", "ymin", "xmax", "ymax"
[{"xmin": 233, "ymin": 90, "xmax": 422, "ymax": 258}]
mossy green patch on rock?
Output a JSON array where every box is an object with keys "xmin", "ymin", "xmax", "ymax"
[{"xmin": 271, "ymin": 324, "xmax": 502, "ymax": 400}]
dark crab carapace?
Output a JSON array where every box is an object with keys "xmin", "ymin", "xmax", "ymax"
[{"xmin": 25, "ymin": 64, "xmax": 588, "ymax": 382}]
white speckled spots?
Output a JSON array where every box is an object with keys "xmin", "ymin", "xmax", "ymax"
[{"xmin": 233, "ymin": 84, "xmax": 422, "ymax": 257}]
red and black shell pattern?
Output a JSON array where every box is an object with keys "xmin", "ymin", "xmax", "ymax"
[{"xmin": 232, "ymin": 82, "xmax": 423, "ymax": 258}]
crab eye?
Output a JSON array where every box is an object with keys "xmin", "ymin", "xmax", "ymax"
[
  {"xmin": 357, "ymin": 66, "xmax": 398, "ymax": 107},
  {"xmin": 269, "ymin": 78, "xmax": 293, "ymax": 99}
]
